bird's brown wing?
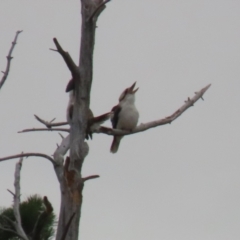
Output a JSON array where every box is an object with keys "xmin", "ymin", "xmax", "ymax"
[
  {"xmin": 111, "ymin": 105, "xmax": 121, "ymax": 129},
  {"xmin": 69, "ymin": 104, "xmax": 73, "ymax": 120}
]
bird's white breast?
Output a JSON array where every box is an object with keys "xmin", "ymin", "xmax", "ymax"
[{"xmin": 117, "ymin": 104, "xmax": 139, "ymax": 130}]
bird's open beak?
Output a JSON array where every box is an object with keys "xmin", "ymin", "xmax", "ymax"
[{"xmin": 129, "ymin": 82, "xmax": 139, "ymax": 94}]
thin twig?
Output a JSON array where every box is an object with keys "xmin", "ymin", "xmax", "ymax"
[
  {"xmin": 7, "ymin": 189, "xmax": 15, "ymax": 196},
  {"xmin": 95, "ymin": 84, "xmax": 211, "ymax": 136},
  {"xmin": 18, "ymin": 128, "xmax": 70, "ymax": 133},
  {"xmin": 0, "ymin": 153, "xmax": 55, "ymax": 165},
  {"xmin": 59, "ymin": 133, "xmax": 64, "ymax": 139},
  {"xmin": 82, "ymin": 175, "xmax": 100, "ymax": 182},
  {"xmin": 0, "ymin": 30, "xmax": 22, "ymax": 90},
  {"xmin": 34, "ymin": 114, "xmax": 68, "ymax": 128},
  {"xmin": 49, "ymin": 48, "xmax": 58, "ymax": 52}
]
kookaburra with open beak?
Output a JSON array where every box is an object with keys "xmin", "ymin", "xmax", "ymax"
[{"xmin": 110, "ymin": 82, "xmax": 139, "ymax": 153}]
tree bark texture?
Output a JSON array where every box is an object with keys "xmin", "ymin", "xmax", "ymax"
[{"xmin": 55, "ymin": 1, "xmax": 106, "ymax": 239}]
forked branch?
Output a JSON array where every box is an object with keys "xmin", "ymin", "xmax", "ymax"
[
  {"xmin": 19, "ymin": 111, "xmax": 112, "ymax": 135},
  {"xmin": 96, "ymin": 84, "xmax": 211, "ymax": 136},
  {"xmin": 34, "ymin": 114, "xmax": 68, "ymax": 128},
  {"xmin": 88, "ymin": 0, "xmax": 112, "ymax": 22},
  {"xmin": 0, "ymin": 30, "xmax": 22, "ymax": 90},
  {"xmin": 18, "ymin": 127, "xmax": 70, "ymax": 134},
  {"xmin": 51, "ymin": 38, "xmax": 79, "ymax": 78},
  {"xmin": 18, "ymin": 84, "xmax": 211, "ymax": 139}
]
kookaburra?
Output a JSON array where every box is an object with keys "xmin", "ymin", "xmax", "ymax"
[
  {"xmin": 66, "ymin": 89, "xmax": 113, "ymax": 139},
  {"xmin": 66, "ymin": 90, "xmax": 94, "ymax": 126},
  {"xmin": 110, "ymin": 82, "xmax": 139, "ymax": 153}
]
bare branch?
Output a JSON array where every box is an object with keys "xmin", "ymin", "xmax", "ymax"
[
  {"xmin": 1, "ymin": 215, "xmax": 16, "ymax": 230},
  {"xmin": 0, "ymin": 30, "xmax": 22, "ymax": 90},
  {"xmin": 0, "ymin": 226, "xmax": 25, "ymax": 239},
  {"xmin": 18, "ymin": 127, "xmax": 70, "ymax": 134},
  {"xmin": 49, "ymin": 48, "xmax": 58, "ymax": 52},
  {"xmin": 82, "ymin": 175, "xmax": 100, "ymax": 182},
  {"xmin": 34, "ymin": 114, "xmax": 68, "ymax": 128},
  {"xmin": 0, "ymin": 153, "xmax": 55, "ymax": 165},
  {"xmin": 22, "ymin": 85, "xmax": 210, "ymax": 139},
  {"xmin": 12, "ymin": 157, "xmax": 29, "ymax": 240},
  {"xmin": 7, "ymin": 189, "xmax": 15, "ymax": 196},
  {"xmin": 20, "ymin": 112, "xmax": 111, "ymax": 135},
  {"xmin": 52, "ymin": 38, "xmax": 79, "ymax": 78},
  {"xmin": 88, "ymin": 0, "xmax": 111, "ymax": 22},
  {"xmin": 95, "ymin": 84, "xmax": 211, "ymax": 136},
  {"xmin": 59, "ymin": 133, "xmax": 65, "ymax": 139}
]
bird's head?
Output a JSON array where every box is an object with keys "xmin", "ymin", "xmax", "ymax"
[{"xmin": 118, "ymin": 82, "xmax": 139, "ymax": 102}]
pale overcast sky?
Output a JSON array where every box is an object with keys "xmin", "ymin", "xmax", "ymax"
[{"xmin": 1, "ymin": 1, "xmax": 240, "ymax": 240}]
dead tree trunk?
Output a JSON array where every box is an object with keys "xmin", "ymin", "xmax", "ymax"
[
  {"xmin": 0, "ymin": 1, "xmax": 211, "ymax": 240},
  {"xmin": 55, "ymin": 1, "xmax": 109, "ymax": 239}
]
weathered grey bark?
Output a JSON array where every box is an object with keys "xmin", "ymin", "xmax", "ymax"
[{"xmin": 54, "ymin": 1, "xmax": 108, "ymax": 240}]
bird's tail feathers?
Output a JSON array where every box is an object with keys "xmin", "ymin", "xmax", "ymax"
[{"xmin": 110, "ymin": 136, "xmax": 123, "ymax": 153}]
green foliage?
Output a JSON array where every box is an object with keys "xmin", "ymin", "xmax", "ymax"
[{"xmin": 0, "ymin": 194, "xmax": 56, "ymax": 240}]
